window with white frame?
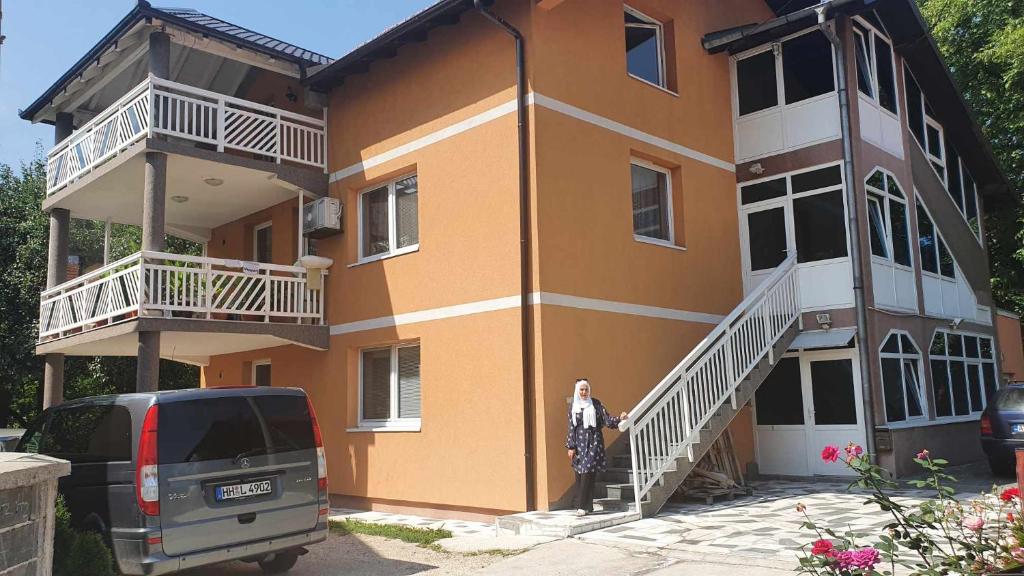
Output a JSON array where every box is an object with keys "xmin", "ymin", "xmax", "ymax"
[
  {"xmin": 359, "ymin": 174, "xmax": 419, "ymax": 261},
  {"xmin": 880, "ymin": 332, "xmax": 925, "ymax": 423},
  {"xmin": 904, "ymin": 65, "xmax": 951, "ymax": 186},
  {"xmin": 853, "ymin": 18, "xmax": 898, "ymax": 115},
  {"xmin": 739, "ymin": 163, "xmax": 848, "ymax": 267},
  {"xmin": 630, "ymin": 160, "xmax": 673, "ymax": 244},
  {"xmin": 943, "ymin": 138, "xmax": 983, "ymax": 240},
  {"xmin": 360, "ymin": 343, "xmax": 421, "ymax": 427},
  {"xmin": 930, "ymin": 331, "xmax": 998, "ymax": 418},
  {"xmin": 916, "ymin": 200, "xmax": 955, "ymax": 279},
  {"xmin": 734, "ymin": 29, "xmax": 835, "ymax": 118},
  {"xmin": 865, "ymin": 169, "xmax": 911, "ymax": 267},
  {"xmin": 624, "ymin": 6, "xmax": 665, "ymax": 88}
]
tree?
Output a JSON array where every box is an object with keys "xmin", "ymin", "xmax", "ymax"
[
  {"xmin": 917, "ymin": 0, "xmax": 1024, "ymax": 315},
  {"xmin": 0, "ymin": 155, "xmax": 199, "ymax": 428}
]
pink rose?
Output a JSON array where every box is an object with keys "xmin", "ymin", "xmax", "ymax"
[
  {"xmin": 1012, "ymin": 547, "xmax": 1024, "ymax": 563},
  {"xmin": 963, "ymin": 516, "xmax": 985, "ymax": 532},
  {"xmin": 834, "ymin": 547, "xmax": 881, "ymax": 570},
  {"xmin": 811, "ymin": 539, "xmax": 834, "ymax": 556},
  {"xmin": 845, "ymin": 442, "xmax": 863, "ymax": 457},
  {"xmin": 916, "ymin": 449, "xmax": 930, "ymax": 460},
  {"xmin": 821, "ymin": 445, "xmax": 840, "ymax": 463}
]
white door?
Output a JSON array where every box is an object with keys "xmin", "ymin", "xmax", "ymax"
[
  {"xmin": 754, "ymin": 350, "xmax": 865, "ymax": 477},
  {"xmin": 741, "ymin": 201, "xmax": 792, "ymax": 295}
]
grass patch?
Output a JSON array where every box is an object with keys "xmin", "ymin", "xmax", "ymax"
[{"xmin": 330, "ymin": 518, "xmax": 452, "ymax": 546}]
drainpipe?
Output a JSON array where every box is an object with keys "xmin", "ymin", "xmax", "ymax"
[
  {"xmin": 474, "ymin": 1, "xmax": 535, "ymax": 511},
  {"xmin": 816, "ymin": 5, "xmax": 877, "ymax": 459}
]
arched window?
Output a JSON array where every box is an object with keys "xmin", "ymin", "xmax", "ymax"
[
  {"xmin": 880, "ymin": 331, "xmax": 924, "ymax": 423},
  {"xmin": 866, "ymin": 169, "xmax": 911, "ymax": 267}
]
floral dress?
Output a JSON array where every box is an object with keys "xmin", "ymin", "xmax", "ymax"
[{"xmin": 565, "ymin": 399, "xmax": 622, "ymax": 474}]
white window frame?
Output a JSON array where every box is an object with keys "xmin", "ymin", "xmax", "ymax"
[
  {"xmin": 853, "ymin": 17, "xmax": 899, "ymax": 119},
  {"xmin": 356, "ymin": 173, "xmax": 419, "ymax": 264},
  {"xmin": 879, "ymin": 331, "xmax": 927, "ymax": 424},
  {"xmin": 355, "ymin": 342, "xmax": 421, "ymax": 432},
  {"xmin": 629, "ymin": 158, "xmax": 678, "ymax": 249},
  {"xmin": 929, "ymin": 329, "xmax": 999, "ymax": 422},
  {"xmin": 865, "ymin": 169, "xmax": 912, "ymax": 270},
  {"xmin": 624, "ymin": 5, "xmax": 666, "ymax": 90},
  {"xmin": 252, "ymin": 359, "xmax": 271, "ymax": 387},
  {"xmin": 731, "ymin": 27, "xmax": 838, "ymax": 120},
  {"xmin": 253, "ymin": 221, "xmax": 272, "ymax": 263}
]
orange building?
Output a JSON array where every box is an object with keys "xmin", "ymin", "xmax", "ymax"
[{"xmin": 22, "ymin": 0, "xmax": 1019, "ymax": 528}]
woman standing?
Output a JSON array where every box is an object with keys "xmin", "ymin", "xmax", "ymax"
[{"xmin": 565, "ymin": 379, "xmax": 628, "ymax": 516}]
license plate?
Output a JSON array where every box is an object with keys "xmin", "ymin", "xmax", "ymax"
[
  {"xmin": 216, "ymin": 480, "xmax": 272, "ymax": 501},
  {"xmin": 1013, "ymin": 424, "xmax": 1024, "ymax": 434}
]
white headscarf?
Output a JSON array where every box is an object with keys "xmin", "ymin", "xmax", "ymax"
[{"xmin": 571, "ymin": 379, "xmax": 597, "ymax": 429}]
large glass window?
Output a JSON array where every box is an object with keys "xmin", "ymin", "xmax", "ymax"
[
  {"xmin": 360, "ymin": 343, "xmax": 422, "ymax": 426},
  {"xmin": 880, "ymin": 332, "xmax": 925, "ymax": 423},
  {"xmin": 360, "ymin": 174, "xmax": 419, "ymax": 261},
  {"xmin": 734, "ymin": 30, "xmax": 835, "ymax": 117},
  {"xmin": 916, "ymin": 200, "xmax": 955, "ymax": 279},
  {"xmin": 782, "ymin": 31, "xmax": 835, "ymax": 104},
  {"xmin": 854, "ymin": 20, "xmax": 898, "ymax": 114},
  {"xmin": 625, "ymin": 7, "xmax": 665, "ymax": 88},
  {"xmin": 739, "ymin": 164, "xmax": 847, "ymax": 268},
  {"xmin": 736, "ymin": 51, "xmax": 778, "ymax": 116},
  {"xmin": 865, "ymin": 169, "xmax": 911, "ymax": 267},
  {"xmin": 929, "ymin": 330, "xmax": 997, "ymax": 418},
  {"xmin": 631, "ymin": 161, "xmax": 673, "ymax": 243},
  {"xmin": 793, "ymin": 190, "xmax": 847, "ymax": 263}
]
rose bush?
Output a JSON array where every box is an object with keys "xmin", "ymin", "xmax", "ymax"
[{"xmin": 798, "ymin": 442, "xmax": 1024, "ymax": 575}]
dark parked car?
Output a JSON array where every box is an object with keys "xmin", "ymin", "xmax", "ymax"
[
  {"xmin": 18, "ymin": 387, "xmax": 329, "ymax": 574},
  {"xmin": 981, "ymin": 383, "xmax": 1024, "ymax": 476}
]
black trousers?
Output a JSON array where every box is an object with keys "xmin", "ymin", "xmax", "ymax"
[{"xmin": 573, "ymin": 471, "xmax": 596, "ymax": 512}]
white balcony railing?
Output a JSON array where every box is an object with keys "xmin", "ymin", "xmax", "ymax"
[
  {"xmin": 38, "ymin": 251, "xmax": 325, "ymax": 341},
  {"xmin": 46, "ymin": 75, "xmax": 327, "ymax": 194}
]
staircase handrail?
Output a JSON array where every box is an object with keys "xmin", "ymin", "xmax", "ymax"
[
  {"xmin": 621, "ymin": 254, "xmax": 800, "ymax": 514},
  {"xmin": 623, "ymin": 254, "xmax": 798, "ymax": 423}
]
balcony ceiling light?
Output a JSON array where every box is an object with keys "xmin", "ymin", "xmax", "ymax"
[
  {"xmin": 171, "ymin": 195, "xmax": 190, "ymax": 203},
  {"xmin": 203, "ymin": 177, "xmax": 224, "ymax": 187}
]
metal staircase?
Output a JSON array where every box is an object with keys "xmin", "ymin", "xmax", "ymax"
[{"xmin": 604, "ymin": 255, "xmax": 802, "ymax": 517}]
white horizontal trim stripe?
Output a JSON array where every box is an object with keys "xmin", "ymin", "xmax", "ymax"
[
  {"xmin": 328, "ymin": 93, "xmax": 735, "ymax": 182},
  {"xmin": 531, "ymin": 93, "xmax": 735, "ymax": 173},
  {"xmin": 330, "ymin": 295, "xmax": 521, "ymax": 335},
  {"xmin": 330, "ymin": 98, "xmax": 519, "ymax": 183},
  {"xmin": 329, "ymin": 292, "xmax": 724, "ymax": 335},
  {"xmin": 532, "ymin": 292, "xmax": 726, "ymax": 325}
]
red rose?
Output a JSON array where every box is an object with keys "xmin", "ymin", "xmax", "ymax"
[
  {"xmin": 812, "ymin": 539, "xmax": 834, "ymax": 556},
  {"xmin": 821, "ymin": 445, "xmax": 840, "ymax": 463},
  {"xmin": 1001, "ymin": 487, "xmax": 1021, "ymax": 502}
]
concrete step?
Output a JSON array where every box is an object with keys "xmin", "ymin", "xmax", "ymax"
[{"xmin": 495, "ymin": 508, "xmax": 640, "ymax": 538}]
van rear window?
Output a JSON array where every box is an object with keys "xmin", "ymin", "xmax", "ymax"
[
  {"xmin": 42, "ymin": 404, "xmax": 132, "ymax": 463},
  {"xmin": 159, "ymin": 396, "xmax": 313, "ymax": 464}
]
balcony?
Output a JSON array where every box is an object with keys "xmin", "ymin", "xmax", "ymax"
[
  {"xmin": 47, "ymin": 75, "xmax": 326, "ymax": 195},
  {"xmin": 37, "ymin": 251, "xmax": 328, "ymax": 362}
]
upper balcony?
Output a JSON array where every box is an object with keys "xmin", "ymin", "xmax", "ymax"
[
  {"xmin": 46, "ymin": 75, "xmax": 326, "ymax": 196},
  {"xmin": 36, "ymin": 251, "xmax": 329, "ymax": 363}
]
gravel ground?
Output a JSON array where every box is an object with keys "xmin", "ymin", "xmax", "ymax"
[{"xmin": 179, "ymin": 531, "xmax": 505, "ymax": 576}]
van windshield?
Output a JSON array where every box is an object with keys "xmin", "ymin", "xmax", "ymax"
[{"xmin": 159, "ymin": 395, "xmax": 314, "ymax": 464}]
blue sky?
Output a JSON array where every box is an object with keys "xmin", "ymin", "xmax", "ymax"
[{"xmin": 0, "ymin": 0, "xmax": 436, "ymax": 168}]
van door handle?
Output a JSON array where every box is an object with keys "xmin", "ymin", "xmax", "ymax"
[{"xmin": 238, "ymin": 512, "xmax": 257, "ymax": 524}]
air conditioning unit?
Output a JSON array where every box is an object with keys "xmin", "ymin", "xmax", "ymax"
[{"xmin": 303, "ymin": 197, "xmax": 342, "ymax": 238}]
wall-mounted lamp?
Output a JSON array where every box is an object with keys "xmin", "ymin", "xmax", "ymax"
[
  {"xmin": 286, "ymin": 86, "xmax": 298, "ymax": 103},
  {"xmin": 749, "ymin": 162, "xmax": 765, "ymax": 175},
  {"xmin": 816, "ymin": 313, "xmax": 832, "ymax": 331},
  {"xmin": 949, "ymin": 318, "xmax": 963, "ymax": 330}
]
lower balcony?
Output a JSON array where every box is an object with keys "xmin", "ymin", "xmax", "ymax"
[{"xmin": 36, "ymin": 251, "xmax": 328, "ymax": 363}]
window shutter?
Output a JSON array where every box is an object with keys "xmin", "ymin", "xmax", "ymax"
[{"xmin": 397, "ymin": 346, "xmax": 421, "ymax": 419}]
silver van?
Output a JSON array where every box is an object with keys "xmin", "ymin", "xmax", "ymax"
[{"xmin": 18, "ymin": 387, "xmax": 329, "ymax": 574}]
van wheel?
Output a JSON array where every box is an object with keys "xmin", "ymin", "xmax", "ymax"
[{"xmin": 258, "ymin": 551, "xmax": 299, "ymax": 574}]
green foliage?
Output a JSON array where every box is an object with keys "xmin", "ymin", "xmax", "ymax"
[
  {"xmin": 329, "ymin": 518, "xmax": 453, "ymax": 546},
  {"xmin": 52, "ymin": 496, "xmax": 114, "ymax": 576},
  {"xmin": 0, "ymin": 155, "xmax": 200, "ymax": 428},
  {"xmin": 917, "ymin": 0, "xmax": 1024, "ymax": 315}
]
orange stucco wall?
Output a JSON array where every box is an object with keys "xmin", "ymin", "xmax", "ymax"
[
  {"xmin": 998, "ymin": 311, "xmax": 1024, "ymax": 383},
  {"xmin": 201, "ymin": 0, "xmax": 771, "ymax": 515}
]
